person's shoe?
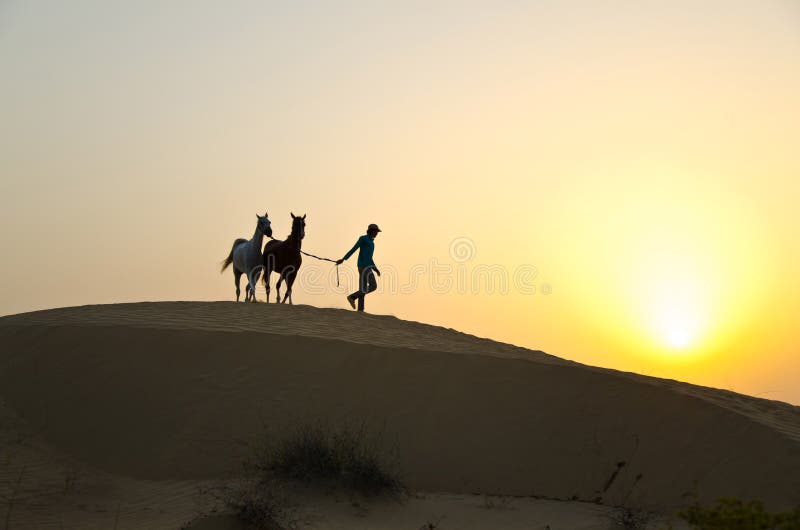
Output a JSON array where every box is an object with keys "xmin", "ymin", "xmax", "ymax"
[{"xmin": 346, "ymin": 295, "xmax": 356, "ymax": 309}]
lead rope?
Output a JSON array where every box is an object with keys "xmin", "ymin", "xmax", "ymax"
[{"xmin": 266, "ymin": 236, "xmax": 340, "ymax": 287}]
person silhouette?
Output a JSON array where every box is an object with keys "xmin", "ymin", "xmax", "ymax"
[{"xmin": 336, "ymin": 224, "xmax": 381, "ymax": 312}]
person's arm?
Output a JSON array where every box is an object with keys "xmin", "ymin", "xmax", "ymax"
[{"xmin": 337, "ymin": 236, "xmax": 362, "ymax": 264}]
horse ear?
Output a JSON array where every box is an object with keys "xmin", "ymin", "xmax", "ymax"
[
  {"xmin": 264, "ymin": 211, "xmax": 268, "ymax": 218},
  {"xmin": 291, "ymin": 212, "xmax": 295, "ymax": 219},
  {"xmin": 302, "ymin": 214, "xmax": 306, "ymax": 219}
]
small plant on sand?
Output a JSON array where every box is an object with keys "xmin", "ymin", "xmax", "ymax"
[
  {"xmin": 482, "ymin": 494, "xmax": 513, "ymax": 510},
  {"xmin": 262, "ymin": 421, "xmax": 403, "ymax": 496},
  {"xmin": 203, "ymin": 476, "xmax": 297, "ymax": 530},
  {"xmin": 606, "ymin": 505, "xmax": 656, "ymax": 530},
  {"xmin": 678, "ymin": 498, "xmax": 800, "ymax": 530},
  {"xmin": 599, "ymin": 451, "xmax": 656, "ymax": 529},
  {"xmin": 195, "ymin": 420, "xmax": 401, "ymax": 529}
]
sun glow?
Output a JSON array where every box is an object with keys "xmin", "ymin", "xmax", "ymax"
[
  {"xmin": 654, "ymin": 291, "xmax": 704, "ymax": 351},
  {"xmin": 559, "ymin": 172, "xmax": 776, "ymax": 371}
]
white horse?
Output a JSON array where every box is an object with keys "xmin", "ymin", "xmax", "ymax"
[{"xmin": 221, "ymin": 213, "xmax": 272, "ymax": 302}]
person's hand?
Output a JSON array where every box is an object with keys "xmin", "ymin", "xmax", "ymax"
[{"xmin": 335, "ymin": 259, "xmax": 344, "ymax": 265}]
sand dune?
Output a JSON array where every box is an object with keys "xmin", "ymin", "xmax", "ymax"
[{"xmin": 1, "ymin": 302, "xmax": 798, "ymax": 528}]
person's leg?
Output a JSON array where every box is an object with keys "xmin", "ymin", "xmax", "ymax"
[
  {"xmin": 347, "ymin": 267, "xmax": 365, "ymax": 309},
  {"xmin": 366, "ymin": 269, "xmax": 377, "ymax": 294},
  {"xmin": 358, "ymin": 267, "xmax": 377, "ymax": 312},
  {"xmin": 346, "ymin": 292, "xmax": 358, "ymax": 309},
  {"xmin": 356, "ymin": 266, "xmax": 367, "ymax": 311}
]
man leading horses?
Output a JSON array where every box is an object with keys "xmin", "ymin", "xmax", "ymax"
[{"xmin": 336, "ymin": 223, "xmax": 381, "ymax": 312}]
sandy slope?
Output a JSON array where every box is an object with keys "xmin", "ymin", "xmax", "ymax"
[{"xmin": 1, "ymin": 302, "xmax": 798, "ymax": 528}]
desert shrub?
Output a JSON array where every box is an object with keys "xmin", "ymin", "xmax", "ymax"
[
  {"xmin": 204, "ymin": 476, "xmax": 295, "ymax": 530},
  {"xmin": 482, "ymin": 494, "xmax": 513, "ymax": 510},
  {"xmin": 196, "ymin": 421, "xmax": 401, "ymax": 529},
  {"xmin": 262, "ymin": 422, "xmax": 403, "ymax": 496},
  {"xmin": 606, "ymin": 505, "xmax": 656, "ymax": 529},
  {"xmin": 679, "ymin": 498, "xmax": 800, "ymax": 530}
]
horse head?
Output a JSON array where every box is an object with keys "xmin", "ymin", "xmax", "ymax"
[
  {"xmin": 290, "ymin": 212, "xmax": 306, "ymax": 240},
  {"xmin": 257, "ymin": 212, "xmax": 273, "ymax": 238}
]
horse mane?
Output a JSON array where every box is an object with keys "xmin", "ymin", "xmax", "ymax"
[{"xmin": 289, "ymin": 217, "xmax": 304, "ymax": 246}]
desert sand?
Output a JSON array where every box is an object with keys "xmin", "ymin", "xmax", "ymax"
[{"xmin": 1, "ymin": 302, "xmax": 798, "ymax": 529}]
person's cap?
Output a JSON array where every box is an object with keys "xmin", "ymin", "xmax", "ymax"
[{"xmin": 368, "ymin": 223, "xmax": 382, "ymax": 232}]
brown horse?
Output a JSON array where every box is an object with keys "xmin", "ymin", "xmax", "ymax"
[{"xmin": 259, "ymin": 213, "xmax": 306, "ymax": 304}]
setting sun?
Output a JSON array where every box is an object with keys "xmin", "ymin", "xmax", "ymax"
[
  {"xmin": 648, "ymin": 267, "xmax": 708, "ymax": 353},
  {"xmin": 657, "ymin": 299, "xmax": 701, "ymax": 350}
]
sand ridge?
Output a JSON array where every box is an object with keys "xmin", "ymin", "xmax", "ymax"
[
  {"xmin": 4, "ymin": 301, "xmax": 798, "ymax": 444},
  {"xmin": 0, "ymin": 301, "xmax": 567, "ymax": 366}
]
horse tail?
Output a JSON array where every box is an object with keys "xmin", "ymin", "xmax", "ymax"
[{"xmin": 221, "ymin": 238, "xmax": 248, "ymax": 272}]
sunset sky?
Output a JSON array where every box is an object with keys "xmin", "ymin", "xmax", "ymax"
[{"xmin": 1, "ymin": 1, "xmax": 798, "ymax": 404}]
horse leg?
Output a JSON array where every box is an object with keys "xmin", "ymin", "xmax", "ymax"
[
  {"xmin": 234, "ymin": 269, "xmax": 243, "ymax": 302},
  {"xmin": 276, "ymin": 276, "xmax": 283, "ymax": 304},
  {"xmin": 283, "ymin": 270, "xmax": 297, "ymax": 304},
  {"xmin": 248, "ymin": 271, "xmax": 259, "ymax": 302},
  {"xmin": 263, "ymin": 257, "xmax": 273, "ymax": 304},
  {"xmin": 255, "ymin": 269, "xmax": 263, "ymax": 302},
  {"xmin": 243, "ymin": 274, "xmax": 252, "ymax": 301}
]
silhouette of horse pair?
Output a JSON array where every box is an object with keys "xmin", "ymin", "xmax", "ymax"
[{"xmin": 221, "ymin": 212, "xmax": 306, "ymax": 304}]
